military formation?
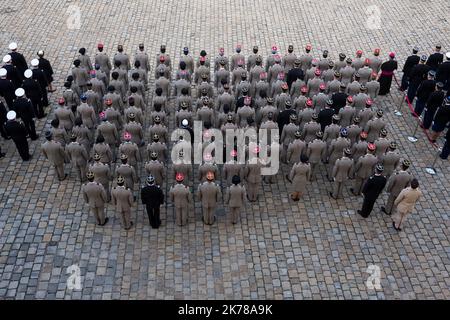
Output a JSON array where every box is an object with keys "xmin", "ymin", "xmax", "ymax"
[{"xmin": 4, "ymin": 43, "xmax": 449, "ymax": 232}]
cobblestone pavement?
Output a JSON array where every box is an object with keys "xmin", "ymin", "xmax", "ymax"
[{"xmin": 0, "ymin": 0, "xmax": 449, "ymax": 299}]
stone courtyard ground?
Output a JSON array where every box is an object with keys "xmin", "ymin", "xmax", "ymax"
[{"xmin": 0, "ymin": 0, "xmax": 449, "ymax": 299}]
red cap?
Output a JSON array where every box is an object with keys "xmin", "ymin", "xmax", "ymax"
[
  {"xmin": 277, "ymin": 72, "xmax": 285, "ymax": 80},
  {"xmin": 356, "ymin": 50, "xmax": 363, "ymax": 56},
  {"xmin": 159, "ymin": 55, "xmax": 165, "ymax": 62},
  {"xmin": 305, "ymin": 44, "xmax": 312, "ymax": 51},
  {"xmin": 252, "ymin": 145, "xmax": 260, "ymax": 154},
  {"xmin": 230, "ymin": 149, "xmax": 237, "ymax": 157},
  {"xmin": 300, "ymin": 86, "xmax": 308, "ymax": 93},
  {"xmin": 175, "ymin": 172, "xmax": 185, "ymax": 182},
  {"xmin": 281, "ymin": 83, "xmax": 288, "ymax": 90},
  {"xmin": 347, "ymin": 96, "xmax": 353, "ymax": 103},
  {"xmin": 368, "ymin": 143, "xmax": 376, "ymax": 151},
  {"xmin": 374, "ymin": 48, "xmax": 380, "ymax": 54},
  {"xmin": 58, "ymin": 98, "xmax": 65, "ymax": 105},
  {"xmin": 389, "ymin": 52, "xmax": 396, "ymax": 58},
  {"xmin": 260, "ymin": 72, "xmax": 267, "ymax": 79},
  {"xmin": 314, "ymin": 69, "xmax": 321, "ymax": 76},
  {"xmin": 365, "ymin": 58, "xmax": 371, "ymax": 65},
  {"xmin": 203, "ymin": 130, "xmax": 211, "ymax": 138},
  {"xmin": 219, "ymin": 47, "xmax": 224, "ymax": 53},
  {"xmin": 90, "ymin": 70, "xmax": 96, "ymax": 75},
  {"xmin": 99, "ymin": 111, "xmax": 106, "ymax": 119},
  {"xmin": 360, "ymin": 131, "xmax": 368, "ymax": 139},
  {"xmin": 200, "ymin": 56, "xmax": 206, "ymax": 62},
  {"xmin": 97, "ymin": 43, "xmax": 104, "ymax": 48},
  {"xmin": 366, "ymin": 99, "xmax": 373, "ymax": 106},
  {"xmin": 306, "ymin": 99, "xmax": 313, "ymax": 107},
  {"xmin": 319, "ymin": 83, "xmax": 326, "ymax": 90},
  {"xmin": 272, "ymin": 45, "xmax": 278, "ymax": 51},
  {"xmin": 123, "ymin": 131, "xmax": 132, "ymax": 140}
]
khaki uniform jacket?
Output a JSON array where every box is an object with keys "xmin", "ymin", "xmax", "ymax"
[
  {"xmin": 382, "ymin": 151, "xmax": 401, "ymax": 175},
  {"xmin": 97, "ymin": 122, "xmax": 119, "ymax": 146},
  {"xmin": 55, "ymin": 107, "xmax": 75, "ymax": 131},
  {"xmin": 77, "ymin": 103, "xmax": 97, "ymax": 129},
  {"xmin": 114, "ymin": 52, "xmax": 131, "ymax": 70},
  {"xmin": 197, "ymin": 181, "xmax": 221, "ymax": 208},
  {"xmin": 306, "ymin": 139, "xmax": 326, "ymax": 164},
  {"xmin": 71, "ymin": 66, "xmax": 89, "ymax": 87},
  {"xmin": 66, "ymin": 142, "xmax": 89, "ymax": 166},
  {"xmin": 82, "ymin": 182, "xmax": 107, "ymax": 208},
  {"xmin": 124, "ymin": 121, "xmax": 144, "ymax": 145},
  {"xmin": 169, "ymin": 184, "xmax": 193, "ymax": 208},
  {"xmin": 332, "ymin": 157, "xmax": 354, "ymax": 182},
  {"xmin": 289, "ymin": 162, "xmax": 311, "ymax": 192},
  {"xmin": 226, "ymin": 184, "xmax": 246, "ymax": 207},
  {"xmin": 287, "ymin": 139, "xmax": 307, "ymax": 164},
  {"xmin": 112, "ymin": 186, "xmax": 134, "ymax": 211},
  {"xmin": 386, "ymin": 170, "xmax": 412, "ymax": 197},
  {"xmin": 134, "ymin": 51, "xmax": 150, "ymax": 73},
  {"xmin": 244, "ymin": 162, "xmax": 262, "ymax": 184},
  {"xmin": 394, "ymin": 187, "xmax": 422, "ymax": 214},
  {"xmin": 92, "ymin": 143, "xmax": 112, "ymax": 164},
  {"xmin": 223, "ymin": 161, "xmax": 243, "ymax": 184},
  {"xmin": 42, "ymin": 140, "xmax": 66, "ymax": 165},
  {"xmin": 180, "ymin": 55, "xmax": 195, "ymax": 73},
  {"xmin": 354, "ymin": 154, "xmax": 378, "ymax": 179},
  {"xmin": 89, "ymin": 162, "xmax": 112, "ymax": 185},
  {"xmin": 95, "ymin": 52, "xmax": 112, "ymax": 74},
  {"xmin": 338, "ymin": 106, "xmax": 356, "ymax": 127},
  {"xmin": 144, "ymin": 160, "xmax": 165, "ymax": 184},
  {"xmin": 365, "ymin": 118, "xmax": 386, "ymax": 142},
  {"xmin": 116, "ymin": 164, "xmax": 137, "ymax": 189},
  {"xmin": 119, "ymin": 142, "xmax": 141, "ymax": 166}
]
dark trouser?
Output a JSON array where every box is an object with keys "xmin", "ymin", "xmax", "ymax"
[
  {"xmin": 31, "ymin": 98, "xmax": 45, "ymax": 118},
  {"xmin": 441, "ymin": 139, "xmax": 450, "ymax": 159},
  {"xmin": 146, "ymin": 205, "xmax": 161, "ymax": 228},
  {"xmin": 423, "ymin": 108, "xmax": 436, "ymax": 129},
  {"xmin": 13, "ymin": 137, "xmax": 30, "ymax": 160},
  {"xmin": 414, "ymin": 98, "xmax": 426, "ymax": 117},
  {"xmin": 407, "ymin": 82, "xmax": 419, "ymax": 103},
  {"xmin": 22, "ymin": 118, "xmax": 37, "ymax": 140},
  {"xmin": 360, "ymin": 196, "xmax": 377, "ymax": 217},
  {"xmin": 400, "ymin": 74, "xmax": 409, "ymax": 91},
  {"xmin": 42, "ymin": 91, "xmax": 49, "ymax": 107}
]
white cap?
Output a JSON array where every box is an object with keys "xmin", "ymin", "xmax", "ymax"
[
  {"xmin": 7, "ymin": 111, "xmax": 16, "ymax": 120},
  {"xmin": 30, "ymin": 59, "xmax": 39, "ymax": 67},
  {"xmin": 446, "ymin": 52, "xmax": 450, "ymax": 59},
  {"xmin": 37, "ymin": 50, "xmax": 44, "ymax": 56},
  {"xmin": 24, "ymin": 69, "xmax": 33, "ymax": 78},
  {"xmin": 181, "ymin": 119, "xmax": 188, "ymax": 126},
  {"xmin": 3, "ymin": 55, "xmax": 11, "ymax": 63},
  {"xmin": 9, "ymin": 42, "xmax": 18, "ymax": 50},
  {"xmin": 0, "ymin": 68, "xmax": 6, "ymax": 77},
  {"xmin": 15, "ymin": 88, "xmax": 25, "ymax": 97}
]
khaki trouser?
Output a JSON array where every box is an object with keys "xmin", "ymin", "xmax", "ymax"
[
  {"xmin": 101, "ymin": 182, "xmax": 111, "ymax": 202},
  {"xmin": 353, "ymin": 177, "xmax": 366, "ymax": 195},
  {"xmin": 203, "ymin": 205, "xmax": 215, "ymax": 225},
  {"xmin": 385, "ymin": 193, "xmax": 399, "ymax": 214},
  {"xmin": 119, "ymin": 209, "xmax": 131, "ymax": 229},
  {"xmin": 55, "ymin": 163, "xmax": 65, "ymax": 180},
  {"xmin": 310, "ymin": 162, "xmax": 318, "ymax": 181},
  {"xmin": 332, "ymin": 180, "xmax": 344, "ymax": 199},
  {"xmin": 175, "ymin": 206, "xmax": 188, "ymax": 226},
  {"xmin": 91, "ymin": 205, "xmax": 106, "ymax": 225},
  {"xmin": 230, "ymin": 207, "xmax": 240, "ymax": 224},
  {"xmin": 75, "ymin": 163, "xmax": 88, "ymax": 182},
  {"xmin": 281, "ymin": 144, "xmax": 288, "ymax": 163},
  {"xmin": 392, "ymin": 209, "xmax": 410, "ymax": 229},
  {"xmin": 247, "ymin": 182, "xmax": 259, "ymax": 201}
]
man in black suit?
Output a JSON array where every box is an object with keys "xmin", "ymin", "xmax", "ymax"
[
  {"xmin": 407, "ymin": 55, "xmax": 431, "ymax": 103},
  {"xmin": 331, "ymin": 83, "xmax": 348, "ymax": 113},
  {"xmin": 13, "ymin": 88, "xmax": 38, "ymax": 140},
  {"xmin": 436, "ymin": 52, "xmax": 450, "ymax": 91},
  {"xmin": 4, "ymin": 110, "xmax": 32, "ymax": 161},
  {"xmin": 22, "ymin": 69, "xmax": 46, "ymax": 119},
  {"xmin": 8, "ymin": 42, "xmax": 28, "ymax": 79},
  {"xmin": 426, "ymin": 45, "xmax": 444, "ymax": 71},
  {"xmin": 286, "ymin": 59, "xmax": 304, "ymax": 90},
  {"xmin": 141, "ymin": 175, "xmax": 165, "ymax": 229},
  {"xmin": 400, "ymin": 47, "xmax": 420, "ymax": 91},
  {"xmin": 358, "ymin": 164, "xmax": 387, "ymax": 218},
  {"xmin": 0, "ymin": 68, "xmax": 16, "ymax": 109}
]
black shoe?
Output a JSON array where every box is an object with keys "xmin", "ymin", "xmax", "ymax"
[
  {"xmin": 125, "ymin": 221, "xmax": 134, "ymax": 230},
  {"xmin": 392, "ymin": 221, "xmax": 402, "ymax": 231},
  {"xmin": 329, "ymin": 192, "xmax": 337, "ymax": 200},
  {"xmin": 0, "ymin": 153, "xmax": 5, "ymax": 158},
  {"xmin": 133, "ymin": 196, "xmax": 136, "ymax": 202},
  {"xmin": 100, "ymin": 217, "xmax": 109, "ymax": 226},
  {"xmin": 59, "ymin": 174, "xmax": 68, "ymax": 181},
  {"xmin": 381, "ymin": 206, "xmax": 390, "ymax": 215},
  {"xmin": 285, "ymin": 174, "xmax": 292, "ymax": 183},
  {"xmin": 357, "ymin": 210, "xmax": 367, "ymax": 218},
  {"xmin": 440, "ymin": 154, "xmax": 448, "ymax": 160}
]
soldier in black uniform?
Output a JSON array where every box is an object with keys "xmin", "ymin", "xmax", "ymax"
[
  {"xmin": 13, "ymin": 88, "xmax": 38, "ymax": 140},
  {"xmin": 0, "ymin": 101, "xmax": 8, "ymax": 139},
  {"xmin": 8, "ymin": 43, "xmax": 28, "ymax": 79},
  {"xmin": 318, "ymin": 100, "xmax": 335, "ymax": 132},
  {"xmin": 400, "ymin": 47, "xmax": 420, "ymax": 91},
  {"xmin": 426, "ymin": 45, "xmax": 444, "ymax": 71},
  {"xmin": 286, "ymin": 59, "xmax": 304, "ymax": 90},
  {"xmin": 332, "ymin": 84, "xmax": 348, "ymax": 113},
  {"xmin": 4, "ymin": 111, "xmax": 31, "ymax": 161},
  {"xmin": 37, "ymin": 50, "xmax": 56, "ymax": 92},
  {"xmin": 22, "ymin": 69, "xmax": 45, "ymax": 118},
  {"xmin": 407, "ymin": 55, "xmax": 430, "ymax": 103},
  {"xmin": 0, "ymin": 68, "xmax": 15, "ymax": 109},
  {"xmin": 2, "ymin": 55, "xmax": 22, "ymax": 88},
  {"xmin": 357, "ymin": 164, "xmax": 387, "ymax": 218},
  {"xmin": 436, "ymin": 52, "xmax": 450, "ymax": 91},
  {"xmin": 141, "ymin": 175, "xmax": 165, "ymax": 229},
  {"xmin": 277, "ymin": 101, "xmax": 297, "ymax": 135},
  {"xmin": 30, "ymin": 59, "xmax": 49, "ymax": 107}
]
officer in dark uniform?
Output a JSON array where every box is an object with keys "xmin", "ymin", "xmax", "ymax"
[
  {"xmin": 2, "ymin": 55, "xmax": 22, "ymax": 88},
  {"xmin": 357, "ymin": 164, "xmax": 387, "ymax": 218},
  {"xmin": 0, "ymin": 68, "xmax": 15, "ymax": 109},
  {"xmin": 22, "ymin": 69, "xmax": 45, "ymax": 118},
  {"xmin": 8, "ymin": 43, "xmax": 28, "ymax": 78},
  {"xmin": 277, "ymin": 101, "xmax": 297, "ymax": 135},
  {"xmin": 141, "ymin": 175, "xmax": 165, "ymax": 229},
  {"xmin": 30, "ymin": 59, "xmax": 49, "ymax": 107},
  {"xmin": 0, "ymin": 101, "xmax": 8, "ymax": 139},
  {"xmin": 4, "ymin": 111, "xmax": 31, "ymax": 161},
  {"xmin": 426, "ymin": 45, "xmax": 444, "ymax": 71},
  {"xmin": 37, "ymin": 50, "xmax": 56, "ymax": 92},
  {"xmin": 13, "ymin": 88, "xmax": 38, "ymax": 140},
  {"xmin": 400, "ymin": 47, "xmax": 420, "ymax": 91},
  {"xmin": 436, "ymin": 52, "xmax": 450, "ymax": 91},
  {"xmin": 407, "ymin": 55, "xmax": 431, "ymax": 103},
  {"xmin": 332, "ymin": 83, "xmax": 348, "ymax": 113},
  {"xmin": 286, "ymin": 59, "xmax": 304, "ymax": 90},
  {"xmin": 318, "ymin": 99, "xmax": 335, "ymax": 132}
]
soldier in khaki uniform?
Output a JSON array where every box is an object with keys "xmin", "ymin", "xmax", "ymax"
[
  {"xmin": 114, "ymin": 45, "xmax": 131, "ymax": 71},
  {"xmin": 299, "ymin": 44, "xmax": 313, "ymax": 72},
  {"xmin": 66, "ymin": 133, "xmax": 89, "ymax": 182},
  {"xmin": 338, "ymin": 96, "xmax": 356, "ymax": 127},
  {"xmin": 381, "ymin": 160, "xmax": 413, "ymax": 215},
  {"xmin": 287, "ymin": 130, "xmax": 307, "ymax": 165},
  {"xmin": 340, "ymin": 58, "xmax": 356, "ymax": 86},
  {"xmin": 247, "ymin": 46, "xmax": 262, "ymax": 72},
  {"xmin": 82, "ymin": 171, "xmax": 108, "ymax": 226},
  {"xmin": 169, "ymin": 173, "xmax": 193, "ymax": 226},
  {"xmin": 244, "ymin": 146, "xmax": 262, "ymax": 202},
  {"xmin": 351, "ymin": 131, "xmax": 369, "ymax": 165},
  {"xmin": 180, "ymin": 47, "xmax": 194, "ymax": 74},
  {"xmin": 111, "ymin": 175, "xmax": 134, "ymax": 230},
  {"xmin": 334, "ymin": 53, "xmax": 347, "ymax": 72},
  {"xmin": 172, "ymin": 150, "xmax": 193, "ymax": 186},
  {"xmin": 282, "ymin": 45, "xmax": 297, "ymax": 72},
  {"xmin": 382, "ymin": 142, "xmax": 401, "ymax": 177},
  {"xmin": 95, "ymin": 43, "xmax": 112, "ymax": 83},
  {"xmin": 231, "ymin": 45, "xmax": 245, "ymax": 71},
  {"xmin": 89, "ymin": 153, "xmax": 112, "ymax": 201},
  {"xmin": 119, "ymin": 132, "xmax": 141, "ymax": 173},
  {"xmin": 197, "ymin": 171, "xmax": 222, "ymax": 225},
  {"xmin": 330, "ymin": 148, "xmax": 353, "ymax": 199},
  {"xmin": 301, "ymin": 113, "xmax": 321, "ymax": 144},
  {"xmin": 147, "ymin": 133, "xmax": 168, "ymax": 162},
  {"xmin": 123, "ymin": 113, "xmax": 144, "ymax": 146},
  {"xmin": 77, "ymin": 95, "xmax": 97, "ymax": 130},
  {"xmin": 306, "ymin": 131, "xmax": 326, "ymax": 181},
  {"xmin": 350, "ymin": 143, "xmax": 378, "ymax": 195},
  {"xmin": 92, "ymin": 134, "xmax": 113, "ymax": 165},
  {"xmin": 281, "ymin": 114, "xmax": 299, "ymax": 163},
  {"xmin": 327, "ymin": 128, "xmax": 351, "ymax": 180},
  {"xmin": 97, "ymin": 112, "xmax": 119, "ymax": 161},
  {"xmin": 223, "ymin": 149, "xmax": 243, "ymax": 185},
  {"xmin": 134, "ymin": 43, "xmax": 150, "ymax": 75},
  {"xmin": 369, "ymin": 48, "xmax": 383, "ymax": 74},
  {"xmin": 116, "ymin": 154, "xmax": 138, "ymax": 193},
  {"xmin": 347, "ymin": 116, "xmax": 362, "ymax": 145},
  {"xmin": 225, "ymin": 175, "xmax": 247, "ymax": 224},
  {"xmin": 41, "ymin": 131, "xmax": 68, "ymax": 181},
  {"xmin": 214, "ymin": 47, "xmax": 229, "ymax": 71},
  {"xmin": 72, "ymin": 117, "xmax": 92, "ymax": 154},
  {"xmin": 366, "ymin": 72, "xmax": 380, "ymax": 100},
  {"xmin": 358, "ymin": 98, "xmax": 374, "ymax": 129},
  {"xmin": 288, "ymin": 154, "xmax": 311, "ymax": 201},
  {"xmin": 55, "ymin": 98, "xmax": 75, "ymax": 132},
  {"xmin": 198, "ymin": 153, "xmax": 219, "ymax": 182},
  {"xmin": 145, "ymin": 151, "xmax": 165, "ymax": 186},
  {"xmin": 374, "ymin": 129, "xmax": 391, "ymax": 160},
  {"xmin": 365, "ymin": 109, "xmax": 386, "ymax": 143}
]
